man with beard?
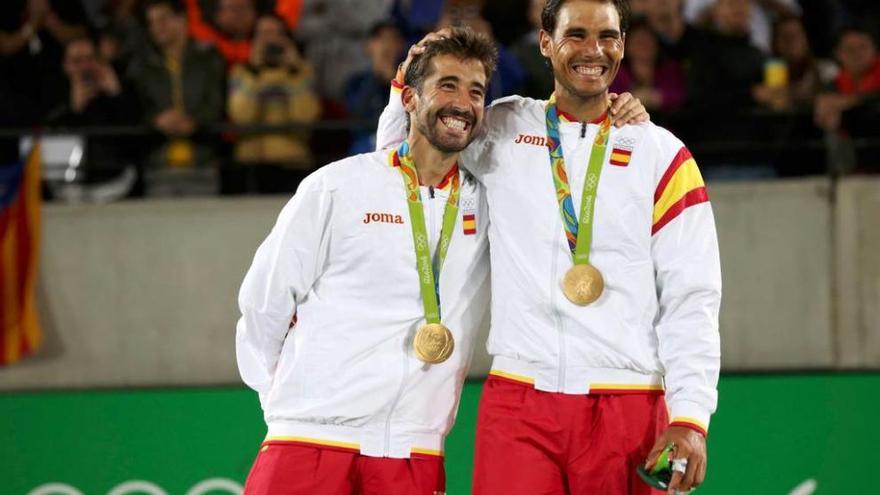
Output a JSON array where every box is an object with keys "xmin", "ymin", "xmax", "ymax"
[
  {"xmin": 377, "ymin": 1, "xmax": 722, "ymax": 493},
  {"xmin": 235, "ymin": 27, "xmax": 496, "ymax": 494}
]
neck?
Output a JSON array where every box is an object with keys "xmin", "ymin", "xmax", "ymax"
[
  {"xmin": 554, "ymin": 85, "xmax": 608, "ymax": 122},
  {"xmin": 407, "ymin": 133, "xmax": 458, "ymax": 187}
]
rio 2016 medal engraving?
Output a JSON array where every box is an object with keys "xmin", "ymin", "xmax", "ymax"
[
  {"xmin": 413, "ymin": 323, "xmax": 454, "ymax": 364},
  {"xmin": 561, "ymin": 263, "xmax": 604, "ymax": 305}
]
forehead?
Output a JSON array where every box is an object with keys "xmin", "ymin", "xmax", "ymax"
[
  {"xmin": 425, "ymin": 54, "xmax": 487, "ymax": 86},
  {"xmin": 840, "ymin": 32, "xmax": 874, "ymax": 49},
  {"xmin": 67, "ymin": 40, "xmax": 94, "ymax": 57},
  {"xmin": 147, "ymin": 4, "xmax": 174, "ymax": 19},
  {"xmin": 220, "ymin": 0, "xmax": 252, "ymax": 10},
  {"xmin": 257, "ymin": 16, "xmax": 283, "ymax": 30},
  {"xmin": 555, "ymin": 0, "xmax": 621, "ymax": 33}
]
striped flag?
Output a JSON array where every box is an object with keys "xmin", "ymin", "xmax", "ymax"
[
  {"xmin": 0, "ymin": 143, "xmax": 43, "ymax": 366},
  {"xmin": 462, "ymin": 213, "xmax": 476, "ymax": 235},
  {"xmin": 609, "ymin": 147, "xmax": 632, "ymax": 167},
  {"xmin": 652, "ymin": 147, "xmax": 709, "ymax": 235}
]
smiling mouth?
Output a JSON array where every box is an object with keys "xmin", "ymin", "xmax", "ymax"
[
  {"xmin": 572, "ymin": 64, "xmax": 607, "ymax": 77},
  {"xmin": 439, "ymin": 115, "xmax": 471, "ymax": 132}
]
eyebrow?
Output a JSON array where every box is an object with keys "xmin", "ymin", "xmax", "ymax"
[
  {"xmin": 563, "ymin": 27, "xmax": 621, "ymax": 38},
  {"xmin": 437, "ymin": 75, "xmax": 487, "ymax": 92}
]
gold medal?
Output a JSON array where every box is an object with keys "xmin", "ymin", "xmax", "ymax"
[
  {"xmin": 413, "ymin": 323, "xmax": 455, "ymax": 364},
  {"xmin": 562, "ymin": 264, "xmax": 604, "ymax": 305}
]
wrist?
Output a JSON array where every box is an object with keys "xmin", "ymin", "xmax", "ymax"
[{"xmin": 669, "ymin": 418, "xmax": 708, "ymax": 438}]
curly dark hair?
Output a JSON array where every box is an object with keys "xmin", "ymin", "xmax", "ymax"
[
  {"xmin": 403, "ymin": 26, "xmax": 499, "ymax": 93},
  {"xmin": 541, "ymin": 0, "xmax": 631, "ymax": 37}
]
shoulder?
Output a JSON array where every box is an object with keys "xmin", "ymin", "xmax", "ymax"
[
  {"xmin": 483, "ymin": 95, "xmax": 545, "ymax": 136},
  {"xmin": 617, "ymin": 121, "xmax": 685, "ymax": 152},
  {"xmin": 303, "ymin": 150, "xmax": 393, "ymax": 193}
]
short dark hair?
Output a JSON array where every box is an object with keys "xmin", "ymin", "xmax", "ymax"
[
  {"xmin": 403, "ymin": 26, "xmax": 498, "ymax": 93},
  {"xmin": 143, "ymin": 0, "xmax": 186, "ymax": 16},
  {"xmin": 541, "ymin": 0, "xmax": 631, "ymax": 37},
  {"xmin": 369, "ymin": 20, "xmax": 401, "ymax": 39},
  {"xmin": 834, "ymin": 24, "xmax": 878, "ymax": 49}
]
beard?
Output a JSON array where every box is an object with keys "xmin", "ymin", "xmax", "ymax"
[{"xmin": 415, "ymin": 106, "xmax": 478, "ymax": 154}]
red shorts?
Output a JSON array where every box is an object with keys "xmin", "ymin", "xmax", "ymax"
[
  {"xmin": 472, "ymin": 375, "xmax": 668, "ymax": 495},
  {"xmin": 243, "ymin": 441, "xmax": 446, "ymax": 495}
]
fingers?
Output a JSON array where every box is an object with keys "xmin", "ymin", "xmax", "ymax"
[
  {"xmin": 643, "ymin": 438, "xmax": 668, "ymax": 470},
  {"xmin": 399, "ymin": 30, "xmax": 451, "ymax": 81},
  {"xmin": 667, "ymin": 468, "xmax": 684, "ymax": 493},
  {"xmin": 679, "ymin": 456, "xmax": 699, "ymax": 492},
  {"xmin": 696, "ymin": 455, "xmax": 707, "ymax": 488},
  {"xmin": 608, "ymin": 91, "xmax": 650, "ymax": 127}
]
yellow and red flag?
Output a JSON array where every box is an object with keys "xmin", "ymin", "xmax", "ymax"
[{"xmin": 0, "ymin": 143, "xmax": 43, "ymax": 366}]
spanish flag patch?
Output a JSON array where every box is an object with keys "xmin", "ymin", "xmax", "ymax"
[
  {"xmin": 609, "ymin": 147, "xmax": 632, "ymax": 167},
  {"xmin": 462, "ymin": 213, "xmax": 476, "ymax": 235}
]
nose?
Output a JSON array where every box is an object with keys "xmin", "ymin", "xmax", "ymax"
[
  {"xmin": 450, "ymin": 87, "xmax": 473, "ymax": 110},
  {"xmin": 580, "ymin": 35, "xmax": 602, "ymax": 56}
]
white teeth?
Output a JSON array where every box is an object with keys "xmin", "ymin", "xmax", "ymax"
[
  {"xmin": 441, "ymin": 117, "xmax": 467, "ymax": 131},
  {"xmin": 575, "ymin": 66, "xmax": 603, "ymax": 75}
]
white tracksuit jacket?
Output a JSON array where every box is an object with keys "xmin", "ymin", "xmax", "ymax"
[
  {"xmin": 236, "ymin": 149, "xmax": 490, "ymax": 458},
  {"xmin": 378, "ymin": 91, "xmax": 721, "ymax": 433}
]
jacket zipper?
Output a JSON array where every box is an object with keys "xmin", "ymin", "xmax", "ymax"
[
  {"xmin": 385, "ymin": 188, "xmax": 437, "ymax": 456},
  {"xmin": 384, "ymin": 350, "xmax": 409, "ymax": 457}
]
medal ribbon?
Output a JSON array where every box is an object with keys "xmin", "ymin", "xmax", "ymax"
[
  {"xmin": 395, "ymin": 141, "xmax": 461, "ymax": 323},
  {"xmin": 545, "ymin": 94, "xmax": 611, "ymax": 264}
]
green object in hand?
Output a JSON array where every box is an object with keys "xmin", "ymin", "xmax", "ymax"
[{"xmin": 636, "ymin": 443, "xmax": 674, "ymax": 490}]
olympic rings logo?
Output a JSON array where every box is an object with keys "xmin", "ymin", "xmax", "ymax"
[{"xmin": 27, "ymin": 478, "xmax": 243, "ymax": 495}]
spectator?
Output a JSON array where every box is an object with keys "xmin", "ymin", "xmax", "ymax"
[
  {"xmin": 0, "ymin": 0, "xmax": 92, "ymax": 124},
  {"xmin": 610, "ymin": 19, "xmax": 686, "ymax": 113},
  {"xmin": 686, "ymin": 0, "xmax": 765, "ymax": 114},
  {"xmin": 185, "ymin": 0, "xmax": 257, "ymax": 65},
  {"xmin": 128, "ymin": 0, "xmax": 225, "ymax": 195},
  {"xmin": 684, "ymin": 0, "xmax": 800, "ymax": 53},
  {"xmin": 94, "ymin": 0, "xmax": 150, "ymax": 73},
  {"xmin": 509, "ymin": 0, "xmax": 554, "ymax": 99},
  {"xmin": 226, "ymin": 14, "xmax": 321, "ymax": 194},
  {"xmin": 344, "ymin": 21, "xmax": 405, "ymax": 154},
  {"xmin": 646, "ymin": 0, "xmax": 703, "ymax": 62},
  {"xmin": 814, "ymin": 26, "xmax": 880, "ymax": 132},
  {"xmin": 753, "ymin": 15, "xmax": 837, "ymax": 112},
  {"xmin": 296, "ymin": 0, "xmax": 394, "ymax": 102},
  {"xmin": 44, "ymin": 36, "xmax": 139, "ymax": 200}
]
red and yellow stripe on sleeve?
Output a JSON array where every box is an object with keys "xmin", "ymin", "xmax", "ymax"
[
  {"xmin": 652, "ymin": 147, "xmax": 709, "ymax": 235},
  {"xmin": 670, "ymin": 417, "xmax": 708, "ymax": 437}
]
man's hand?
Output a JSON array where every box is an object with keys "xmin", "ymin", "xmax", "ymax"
[
  {"xmin": 396, "ymin": 28, "xmax": 453, "ymax": 83},
  {"xmin": 608, "ymin": 92, "xmax": 650, "ymax": 127},
  {"xmin": 95, "ymin": 63, "xmax": 121, "ymax": 96},
  {"xmin": 154, "ymin": 108, "xmax": 195, "ymax": 136},
  {"xmin": 70, "ymin": 77, "xmax": 97, "ymax": 113},
  {"xmin": 645, "ymin": 426, "xmax": 706, "ymax": 493}
]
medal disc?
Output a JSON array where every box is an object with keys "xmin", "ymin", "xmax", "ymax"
[
  {"xmin": 561, "ymin": 264, "xmax": 604, "ymax": 305},
  {"xmin": 414, "ymin": 323, "xmax": 455, "ymax": 364}
]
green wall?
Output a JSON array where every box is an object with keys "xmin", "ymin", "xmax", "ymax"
[{"xmin": 1, "ymin": 374, "xmax": 876, "ymax": 494}]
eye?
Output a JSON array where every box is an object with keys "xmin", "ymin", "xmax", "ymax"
[{"xmin": 440, "ymin": 82, "xmax": 456, "ymax": 91}]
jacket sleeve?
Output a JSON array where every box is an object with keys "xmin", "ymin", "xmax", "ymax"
[
  {"xmin": 375, "ymin": 80, "xmax": 407, "ymax": 151},
  {"xmin": 650, "ymin": 132, "xmax": 722, "ymax": 436},
  {"xmin": 235, "ymin": 173, "xmax": 333, "ymax": 400}
]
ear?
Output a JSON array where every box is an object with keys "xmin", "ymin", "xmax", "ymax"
[
  {"xmin": 539, "ymin": 29, "xmax": 553, "ymax": 58},
  {"xmin": 402, "ymin": 85, "xmax": 418, "ymax": 113},
  {"xmin": 620, "ymin": 32, "xmax": 626, "ymax": 60}
]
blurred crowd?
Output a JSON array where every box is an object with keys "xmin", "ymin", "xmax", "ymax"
[{"xmin": 0, "ymin": 0, "xmax": 878, "ymax": 199}]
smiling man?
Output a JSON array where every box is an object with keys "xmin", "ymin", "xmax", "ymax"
[
  {"xmin": 377, "ymin": 1, "xmax": 722, "ymax": 494},
  {"xmin": 236, "ymin": 28, "xmax": 496, "ymax": 495}
]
